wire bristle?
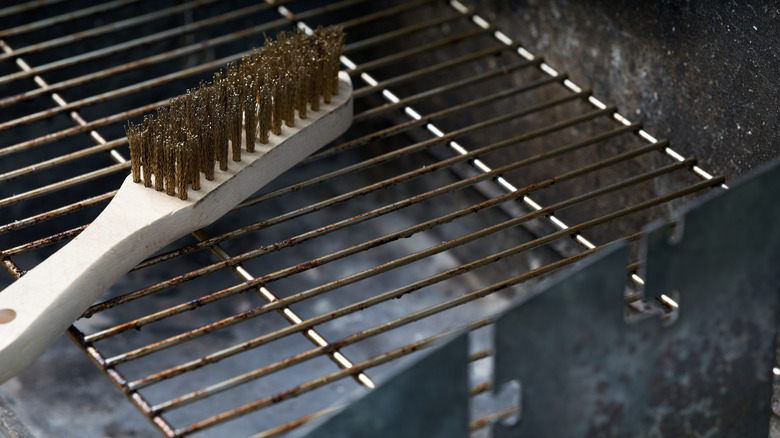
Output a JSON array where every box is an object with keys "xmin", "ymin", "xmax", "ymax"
[{"xmin": 125, "ymin": 26, "xmax": 345, "ymax": 200}]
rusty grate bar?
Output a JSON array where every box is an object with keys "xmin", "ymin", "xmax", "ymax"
[
  {"xmin": 0, "ymin": 191, "xmax": 115, "ymax": 234},
  {"xmin": 0, "ymin": 1, "xmax": 727, "ymax": 436},
  {"xmin": 0, "ymin": 0, "xmax": 216, "ymax": 51},
  {"xmin": 0, "ymin": 0, "xmax": 139, "ymax": 40},
  {"xmin": 0, "ymin": 0, "xmax": 65, "ymax": 19}
]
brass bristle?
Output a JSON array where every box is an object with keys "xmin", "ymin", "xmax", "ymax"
[
  {"xmin": 257, "ymin": 84, "xmax": 271, "ymax": 144},
  {"xmin": 228, "ymin": 84, "xmax": 242, "ymax": 162},
  {"xmin": 271, "ymin": 75, "xmax": 283, "ymax": 136},
  {"xmin": 175, "ymin": 141, "xmax": 187, "ymax": 200},
  {"xmin": 153, "ymin": 134, "xmax": 164, "ymax": 192},
  {"xmin": 163, "ymin": 135, "xmax": 175, "ymax": 196},
  {"xmin": 309, "ymin": 47, "xmax": 322, "ymax": 113},
  {"xmin": 125, "ymin": 123, "xmax": 142, "ymax": 183},
  {"xmin": 188, "ymin": 133, "xmax": 200, "ymax": 191},
  {"xmin": 141, "ymin": 115, "xmax": 154, "ymax": 188},
  {"xmin": 156, "ymin": 108, "xmax": 171, "ymax": 192},
  {"xmin": 244, "ymin": 78, "xmax": 258, "ymax": 153},
  {"xmin": 295, "ymin": 65, "xmax": 309, "ymax": 120},
  {"xmin": 283, "ymin": 71, "xmax": 295, "ymax": 127},
  {"xmin": 126, "ymin": 26, "xmax": 345, "ymax": 198}
]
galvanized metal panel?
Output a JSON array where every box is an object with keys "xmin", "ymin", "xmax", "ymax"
[
  {"xmin": 493, "ymin": 159, "xmax": 780, "ymax": 437},
  {"xmin": 290, "ymin": 332, "xmax": 470, "ymax": 438}
]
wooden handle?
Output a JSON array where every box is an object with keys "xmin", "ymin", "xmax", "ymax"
[{"xmin": 0, "ymin": 181, "xmax": 183, "ymax": 382}]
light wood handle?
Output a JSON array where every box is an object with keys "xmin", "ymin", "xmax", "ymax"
[{"xmin": 0, "ymin": 181, "xmax": 185, "ymax": 382}]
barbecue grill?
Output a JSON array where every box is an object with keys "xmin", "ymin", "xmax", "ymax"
[{"xmin": 1, "ymin": 1, "xmax": 778, "ymax": 437}]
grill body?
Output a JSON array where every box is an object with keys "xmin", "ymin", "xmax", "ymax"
[{"xmin": 0, "ymin": 1, "xmax": 777, "ymax": 437}]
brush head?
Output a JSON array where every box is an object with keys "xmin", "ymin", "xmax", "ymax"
[{"xmin": 125, "ymin": 26, "xmax": 346, "ymax": 200}]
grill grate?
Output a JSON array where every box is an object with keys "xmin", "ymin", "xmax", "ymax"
[{"xmin": 0, "ymin": 1, "xmax": 725, "ymax": 436}]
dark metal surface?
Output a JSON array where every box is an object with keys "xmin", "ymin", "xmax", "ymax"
[{"xmin": 492, "ymin": 159, "xmax": 780, "ymax": 437}]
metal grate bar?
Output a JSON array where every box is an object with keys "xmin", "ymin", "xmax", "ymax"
[
  {"xmin": 2, "ymin": 224, "xmax": 87, "ymax": 257},
  {"xmin": 1, "ymin": 137, "xmax": 129, "ymax": 182},
  {"xmin": 243, "ymin": 381, "xmax": 510, "ymax": 438},
  {"xmin": 343, "ymin": 11, "xmax": 463, "ymax": 53},
  {"xmin": 0, "ymin": 191, "xmax": 114, "ymax": 234},
  {"xmin": 0, "ymin": 0, "xmax": 219, "ymax": 51},
  {"xmin": 0, "ymin": 0, "xmax": 392, "ymax": 87},
  {"xmin": 0, "ymin": 0, "xmax": 66, "ymax": 19},
  {"xmin": 175, "ymin": 315, "xmax": 495, "ymax": 436},
  {"xmin": 0, "ymin": 24, "xmax": 262, "ymax": 109},
  {"xmin": 0, "ymin": 39, "xmax": 122, "ymax": 162},
  {"xmin": 160, "ymin": 339, "xmax": 493, "ymax": 418},
  {"xmin": 193, "ymin": 122, "xmax": 635, "ymax": 282},
  {"xmin": 0, "ymin": 255, "xmax": 24, "ymax": 279},
  {"xmin": 351, "ymin": 57, "xmax": 539, "ymax": 121},
  {"xmin": 352, "ymin": 41, "xmax": 524, "ymax": 99},
  {"xmin": 0, "ymin": 162, "xmax": 129, "ymax": 209},
  {"xmin": 348, "ymin": 27, "xmax": 490, "ymax": 75},
  {"xmin": 337, "ymin": 0, "xmax": 436, "ymax": 30},
  {"xmin": 97, "ymin": 185, "xmax": 533, "ymax": 350},
  {"xmin": 0, "ymin": 0, "xmax": 140, "ymax": 40},
  {"xmin": 0, "ymin": 1, "xmax": 281, "ymax": 79},
  {"xmin": 230, "ymin": 75, "xmax": 563, "ymax": 204}
]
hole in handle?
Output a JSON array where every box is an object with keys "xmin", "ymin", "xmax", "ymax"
[{"xmin": 0, "ymin": 308, "xmax": 16, "ymax": 324}]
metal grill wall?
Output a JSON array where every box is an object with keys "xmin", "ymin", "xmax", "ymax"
[{"xmin": 0, "ymin": 1, "xmax": 727, "ymax": 436}]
